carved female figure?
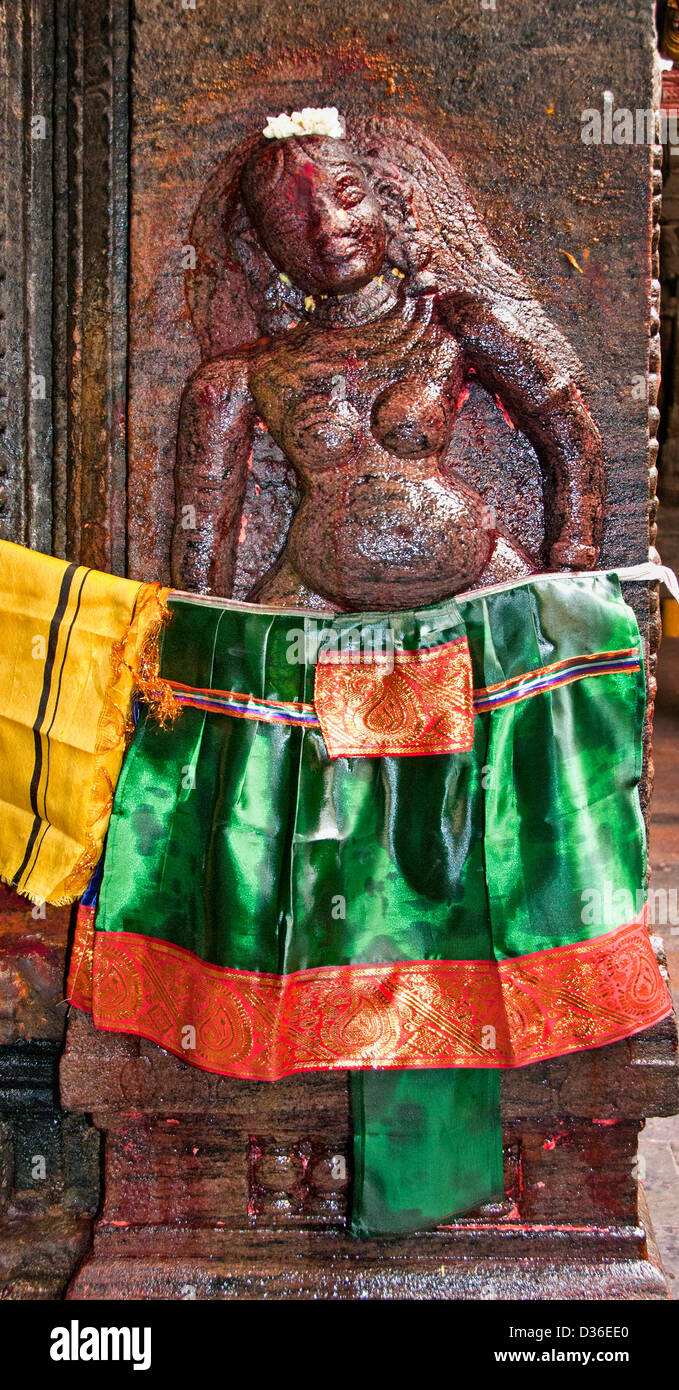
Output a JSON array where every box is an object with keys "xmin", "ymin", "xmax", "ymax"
[{"xmin": 172, "ymin": 110, "xmax": 604, "ymax": 607}]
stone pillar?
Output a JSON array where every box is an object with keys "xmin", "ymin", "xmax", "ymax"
[
  {"xmin": 59, "ymin": 0, "xmax": 678, "ymax": 1299},
  {"xmin": 0, "ymin": 0, "xmax": 101, "ymax": 1298}
]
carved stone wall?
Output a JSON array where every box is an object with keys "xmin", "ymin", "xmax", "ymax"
[
  {"xmin": 659, "ymin": 66, "xmax": 679, "ymax": 505},
  {"xmin": 125, "ymin": 0, "xmax": 657, "ymax": 592}
]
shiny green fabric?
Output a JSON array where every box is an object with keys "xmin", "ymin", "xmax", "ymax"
[
  {"xmin": 94, "ymin": 572, "xmax": 646, "ymax": 1235},
  {"xmin": 351, "ymin": 1069, "xmax": 503, "ymax": 1236},
  {"xmin": 99, "ymin": 573, "xmax": 645, "ymax": 966}
]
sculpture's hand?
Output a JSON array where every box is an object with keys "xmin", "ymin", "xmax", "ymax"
[{"xmin": 549, "ymin": 538, "xmax": 599, "ymax": 571}]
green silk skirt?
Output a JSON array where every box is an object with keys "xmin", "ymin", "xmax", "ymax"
[{"xmin": 68, "ymin": 572, "xmax": 671, "ymax": 1235}]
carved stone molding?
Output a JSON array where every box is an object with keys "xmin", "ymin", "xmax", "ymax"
[
  {"xmin": 0, "ymin": 0, "xmax": 131, "ymax": 567},
  {"xmin": 0, "ymin": 0, "xmax": 57, "ymax": 551},
  {"xmin": 63, "ymin": 0, "xmax": 130, "ymax": 573}
]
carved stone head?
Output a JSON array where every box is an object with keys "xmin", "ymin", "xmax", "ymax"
[{"xmin": 241, "ymin": 136, "xmax": 387, "ymax": 295}]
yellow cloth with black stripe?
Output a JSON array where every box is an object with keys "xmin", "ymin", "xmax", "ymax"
[{"xmin": 0, "ymin": 540, "xmax": 169, "ymax": 905}]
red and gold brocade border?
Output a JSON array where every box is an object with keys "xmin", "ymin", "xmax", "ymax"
[
  {"xmin": 67, "ymin": 902, "xmax": 97, "ymax": 1007},
  {"xmin": 66, "ymin": 908, "xmax": 672, "ymax": 1080}
]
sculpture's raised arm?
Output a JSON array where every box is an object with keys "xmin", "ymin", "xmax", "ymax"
[
  {"xmin": 171, "ymin": 356, "xmax": 255, "ymax": 593},
  {"xmin": 442, "ymin": 288, "xmax": 604, "ymax": 570}
]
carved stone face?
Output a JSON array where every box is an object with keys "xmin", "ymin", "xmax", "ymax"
[{"xmin": 241, "ymin": 136, "xmax": 386, "ymax": 295}]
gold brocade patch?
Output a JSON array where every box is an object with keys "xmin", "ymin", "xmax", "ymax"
[{"xmin": 313, "ymin": 635, "xmax": 475, "ymax": 758}]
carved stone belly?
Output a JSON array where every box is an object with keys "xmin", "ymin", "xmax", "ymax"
[{"xmin": 288, "ymin": 475, "xmax": 493, "ymax": 607}]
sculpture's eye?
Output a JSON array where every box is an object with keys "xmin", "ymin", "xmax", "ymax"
[{"xmin": 336, "ymin": 179, "xmax": 366, "ymax": 210}]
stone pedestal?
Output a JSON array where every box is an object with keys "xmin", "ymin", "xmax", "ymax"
[
  {"xmin": 61, "ymin": 1002, "xmax": 676, "ymax": 1300},
  {"xmin": 0, "ymin": 892, "xmax": 99, "ymax": 1298}
]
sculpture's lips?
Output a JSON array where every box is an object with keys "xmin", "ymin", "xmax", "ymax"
[{"xmin": 317, "ymin": 235, "xmax": 363, "ymax": 264}]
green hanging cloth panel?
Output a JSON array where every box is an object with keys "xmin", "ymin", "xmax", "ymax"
[{"xmin": 350, "ymin": 1068, "xmax": 503, "ymax": 1236}]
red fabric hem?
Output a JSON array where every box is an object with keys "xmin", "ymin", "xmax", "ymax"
[
  {"xmin": 66, "ymin": 1001, "xmax": 673, "ymax": 1082},
  {"xmin": 66, "ymin": 908, "xmax": 672, "ymax": 1081}
]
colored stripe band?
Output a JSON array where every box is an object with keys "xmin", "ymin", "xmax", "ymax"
[
  {"xmin": 167, "ymin": 680, "xmax": 318, "ymax": 726},
  {"xmin": 474, "ymin": 650, "xmax": 641, "ymax": 712},
  {"xmin": 164, "ymin": 648, "xmax": 642, "ymax": 731}
]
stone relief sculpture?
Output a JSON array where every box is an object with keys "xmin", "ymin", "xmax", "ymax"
[{"xmin": 172, "ymin": 110, "xmax": 604, "ymax": 608}]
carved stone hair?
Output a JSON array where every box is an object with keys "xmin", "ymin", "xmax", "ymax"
[{"xmin": 186, "ymin": 113, "xmax": 583, "ymax": 387}]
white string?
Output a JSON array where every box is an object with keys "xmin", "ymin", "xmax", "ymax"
[
  {"xmin": 172, "ymin": 562, "xmax": 679, "ymax": 617},
  {"xmin": 615, "ymin": 561, "xmax": 679, "ymax": 605}
]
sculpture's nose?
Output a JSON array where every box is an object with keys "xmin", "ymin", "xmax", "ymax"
[{"xmin": 309, "ymin": 186, "xmax": 350, "ymax": 234}]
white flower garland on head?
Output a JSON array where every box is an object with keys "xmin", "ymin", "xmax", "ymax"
[{"xmin": 262, "ymin": 107, "xmax": 345, "ymax": 140}]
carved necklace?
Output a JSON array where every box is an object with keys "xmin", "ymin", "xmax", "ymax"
[{"xmin": 305, "ymin": 273, "xmax": 404, "ymax": 329}]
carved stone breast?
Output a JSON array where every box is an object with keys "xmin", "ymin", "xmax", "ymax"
[{"xmin": 370, "ymin": 379, "xmax": 452, "ymax": 458}]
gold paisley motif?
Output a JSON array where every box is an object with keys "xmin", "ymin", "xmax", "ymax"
[{"xmin": 314, "ymin": 636, "xmax": 475, "ymax": 758}]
